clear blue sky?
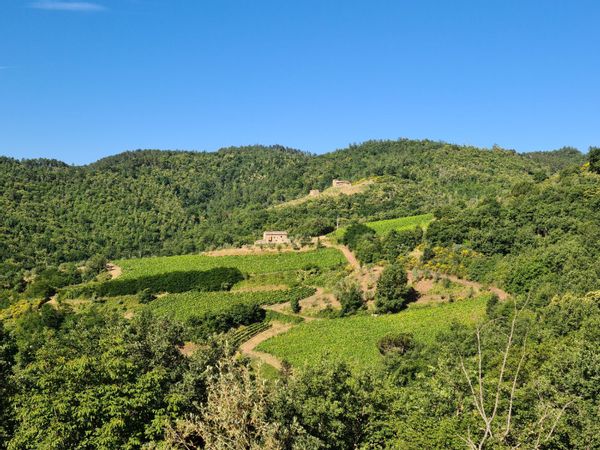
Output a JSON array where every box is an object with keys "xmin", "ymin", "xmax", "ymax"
[{"xmin": 1, "ymin": 0, "xmax": 598, "ymax": 164}]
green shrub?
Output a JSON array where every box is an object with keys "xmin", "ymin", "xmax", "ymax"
[
  {"xmin": 377, "ymin": 332, "xmax": 415, "ymax": 355},
  {"xmin": 337, "ymin": 281, "xmax": 365, "ymax": 316},
  {"xmin": 138, "ymin": 289, "xmax": 156, "ymax": 304},
  {"xmin": 342, "ymin": 223, "xmax": 376, "ymax": 249},
  {"xmin": 290, "ymin": 297, "xmax": 301, "ymax": 314},
  {"xmin": 375, "ymin": 263, "xmax": 414, "ymax": 314},
  {"xmin": 187, "ymin": 303, "xmax": 266, "ymax": 340}
]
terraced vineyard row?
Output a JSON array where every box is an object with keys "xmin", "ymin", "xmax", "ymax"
[
  {"xmin": 148, "ymin": 286, "xmax": 316, "ymax": 321},
  {"xmin": 331, "ymin": 213, "xmax": 433, "ymax": 239},
  {"xmin": 257, "ymin": 295, "xmax": 487, "ymax": 370},
  {"xmin": 229, "ymin": 322, "xmax": 271, "ymax": 348}
]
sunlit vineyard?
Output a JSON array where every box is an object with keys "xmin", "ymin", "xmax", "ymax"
[
  {"xmin": 365, "ymin": 213, "xmax": 433, "ymax": 235},
  {"xmin": 116, "ymin": 248, "xmax": 346, "ymax": 280},
  {"xmin": 331, "ymin": 213, "xmax": 433, "ymax": 239},
  {"xmin": 147, "ymin": 286, "xmax": 316, "ymax": 321},
  {"xmin": 257, "ymin": 295, "xmax": 487, "ymax": 370},
  {"xmin": 229, "ymin": 322, "xmax": 271, "ymax": 348}
]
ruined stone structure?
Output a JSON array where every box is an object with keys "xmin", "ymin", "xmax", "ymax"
[
  {"xmin": 255, "ymin": 231, "xmax": 291, "ymax": 245},
  {"xmin": 309, "ymin": 189, "xmax": 320, "ymax": 196},
  {"xmin": 332, "ymin": 179, "xmax": 351, "ymax": 188}
]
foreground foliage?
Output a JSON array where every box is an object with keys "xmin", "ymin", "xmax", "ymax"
[{"xmin": 2, "ymin": 289, "xmax": 597, "ymax": 449}]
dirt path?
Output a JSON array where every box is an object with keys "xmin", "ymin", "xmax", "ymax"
[
  {"xmin": 322, "ymin": 239, "xmax": 383, "ymax": 298},
  {"xmin": 106, "ymin": 263, "xmax": 122, "ymax": 279},
  {"xmin": 263, "ymin": 287, "xmax": 339, "ymax": 322},
  {"xmin": 238, "ymin": 321, "xmax": 293, "ymax": 370},
  {"xmin": 204, "ymin": 246, "xmax": 313, "ymax": 257},
  {"xmin": 325, "ymin": 242, "xmax": 360, "ymax": 270},
  {"xmin": 264, "ymin": 302, "xmax": 318, "ymax": 322},
  {"xmin": 442, "ymin": 274, "xmax": 509, "ymax": 300}
]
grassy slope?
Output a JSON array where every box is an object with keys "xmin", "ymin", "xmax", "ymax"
[
  {"xmin": 147, "ymin": 288, "xmax": 314, "ymax": 321},
  {"xmin": 115, "ymin": 248, "xmax": 346, "ymax": 280},
  {"xmin": 331, "ymin": 213, "xmax": 433, "ymax": 239},
  {"xmin": 257, "ymin": 296, "xmax": 486, "ymax": 370},
  {"xmin": 364, "ymin": 213, "xmax": 434, "ymax": 234},
  {"xmin": 59, "ymin": 249, "xmax": 347, "ymax": 320}
]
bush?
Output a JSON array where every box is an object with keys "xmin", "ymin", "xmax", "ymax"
[
  {"xmin": 421, "ymin": 246, "xmax": 435, "ymax": 263},
  {"xmin": 337, "ymin": 281, "xmax": 365, "ymax": 316},
  {"xmin": 354, "ymin": 235, "xmax": 383, "ymax": 264},
  {"xmin": 290, "ymin": 297, "xmax": 301, "ymax": 314},
  {"xmin": 139, "ymin": 289, "xmax": 156, "ymax": 304},
  {"xmin": 486, "ymin": 293, "xmax": 499, "ymax": 318},
  {"xmin": 26, "ymin": 280, "xmax": 56, "ymax": 301},
  {"xmin": 383, "ymin": 227, "xmax": 424, "ymax": 260},
  {"xmin": 377, "ymin": 332, "xmax": 415, "ymax": 355},
  {"xmin": 342, "ymin": 223, "xmax": 376, "ymax": 249},
  {"xmin": 187, "ymin": 303, "xmax": 266, "ymax": 340},
  {"xmin": 375, "ymin": 263, "xmax": 413, "ymax": 314}
]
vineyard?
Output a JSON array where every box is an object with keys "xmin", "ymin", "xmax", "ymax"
[
  {"xmin": 257, "ymin": 295, "xmax": 487, "ymax": 370},
  {"xmin": 115, "ymin": 248, "xmax": 346, "ymax": 280},
  {"xmin": 229, "ymin": 322, "xmax": 271, "ymax": 348},
  {"xmin": 331, "ymin": 213, "xmax": 433, "ymax": 239},
  {"xmin": 147, "ymin": 287, "xmax": 316, "ymax": 321},
  {"xmin": 364, "ymin": 213, "xmax": 433, "ymax": 235}
]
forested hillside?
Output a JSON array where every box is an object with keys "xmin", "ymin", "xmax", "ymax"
[
  {"xmin": 0, "ymin": 140, "xmax": 574, "ymax": 287},
  {"xmin": 426, "ymin": 165, "xmax": 600, "ymax": 297},
  {"xmin": 0, "ymin": 142, "xmax": 598, "ymax": 450}
]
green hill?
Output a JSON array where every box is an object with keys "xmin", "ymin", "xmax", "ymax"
[{"xmin": 0, "ymin": 140, "xmax": 575, "ymax": 287}]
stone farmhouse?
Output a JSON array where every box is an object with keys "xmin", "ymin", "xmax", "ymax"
[
  {"xmin": 332, "ymin": 179, "xmax": 351, "ymax": 188},
  {"xmin": 255, "ymin": 231, "xmax": 291, "ymax": 245}
]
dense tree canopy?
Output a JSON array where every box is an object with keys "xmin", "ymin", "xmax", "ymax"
[
  {"xmin": 0, "ymin": 140, "xmax": 567, "ymax": 290},
  {"xmin": 425, "ymin": 168, "xmax": 600, "ymax": 297}
]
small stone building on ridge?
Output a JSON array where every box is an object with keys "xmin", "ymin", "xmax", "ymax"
[
  {"xmin": 332, "ymin": 179, "xmax": 351, "ymax": 188},
  {"xmin": 255, "ymin": 231, "xmax": 291, "ymax": 245}
]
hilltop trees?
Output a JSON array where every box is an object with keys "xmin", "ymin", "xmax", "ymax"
[
  {"xmin": 0, "ymin": 140, "xmax": 563, "ymax": 291},
  {"xmin": 2, "ymin": 140, "xmax": 599, "ymax": 448},
  {"xmin": 589, "ymin": 146, "xmax": 600, "ymax": 173}
]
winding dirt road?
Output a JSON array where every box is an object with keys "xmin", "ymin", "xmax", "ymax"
[
  {"xmin": 263, "ymin": 287, "xmax": 339, "ymax": 322},
  {"xmin": 441, "ymin": 274, "xmax": 508, "ymax": 300},
  {"xmin": 238, "ymin": 322, "xmax": 293, "ymax": 370}
]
